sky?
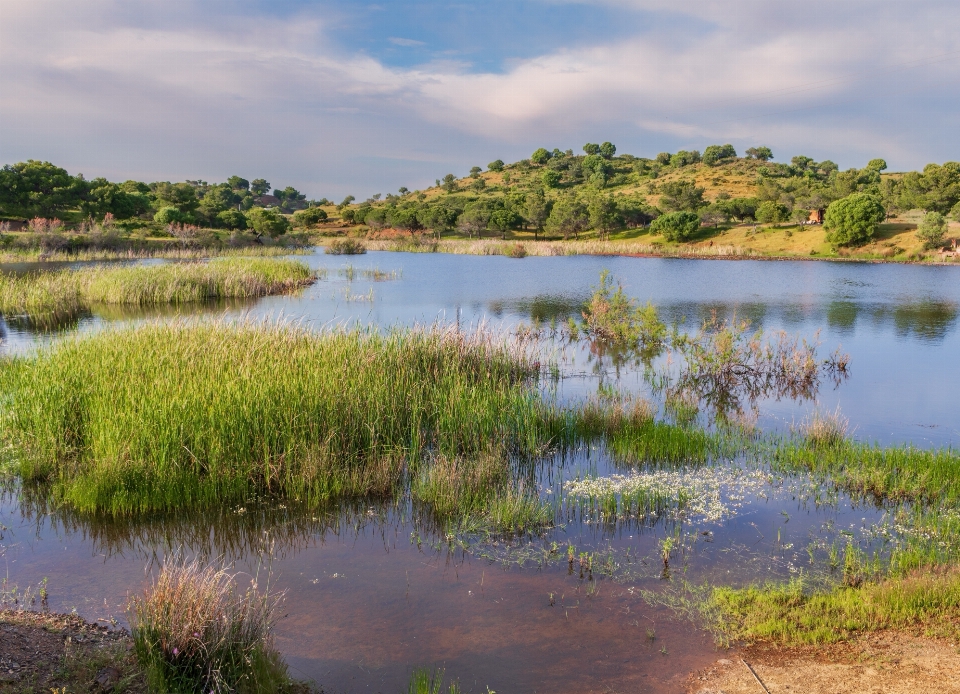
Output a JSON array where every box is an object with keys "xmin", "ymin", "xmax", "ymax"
[{"xmin": 2, "ymin": 0, "xmax": 959, "ymax": 199}]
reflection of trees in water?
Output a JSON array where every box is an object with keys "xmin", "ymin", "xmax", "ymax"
[
  {"xmin": 826, "ymin": 300, "xmax": 958, "ymax": 342},
  {"xmin": 488, "ymin": 294, "xmax": 586, "ymax": 323}
]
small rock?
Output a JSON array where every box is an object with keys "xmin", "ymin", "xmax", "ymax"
[
  {"xmin": 94, "ymin": 666, "xmax": 122, "ymax": 691},
  {"xmin": 717, "ymin": 658, "xmax": 733, "ymax": 665}
]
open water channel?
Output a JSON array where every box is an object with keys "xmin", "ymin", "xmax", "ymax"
[{"xmin": 1, "ymin": 251, "xmax": 958, "ymax": 692}]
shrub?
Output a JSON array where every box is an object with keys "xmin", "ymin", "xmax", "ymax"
[
  {"xmin": 917, "ymin": 211, "xmax": 947, "ymax": 249},
  {"xmin": 292, "ymin": 207, "xmax": 328, "ymax": 227},
  {"xmin": 824, "ymin": 193, "xmax": 885, "ymax": 246},
  {"xmin": 130, "ymin": 556, "xmax": 290, "ymax": 693},
  {"xmin": 325, "ymin": 238, "xmax": 366, "ymax": 255},
  {"xmin": 755, "ymin": 200, "xmax": 789, "ymax": 224},
  {"xmin": 650, "ymin": 211, "xmax": 701, "ymax": 241},
  {"xmin": 154, "ymin": 206, "xmax": 184, "ymax": 225}
]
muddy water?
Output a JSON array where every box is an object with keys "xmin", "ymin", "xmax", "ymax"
[{"xmin": 0, "ymin": 251, "xmax": 954, "ymax": 691}]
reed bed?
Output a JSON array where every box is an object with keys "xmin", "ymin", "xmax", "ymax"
[
  {"xmin": 0, "ymin": 245, "xmax": 310, "ymax": 263},
  {"xmin": 1, "ymin": 321, "xmax": 549, "ymax": 515},
  {"xmin": 129, "ymin": 556, "xmax": 291, "ymax": 693},
  {"xmin": 0, "ymin": 258, "xmax": 315, "ymax": 325},
  {"xmin": 362, "ymin": 237, "xmax": 760, "ymax": 259}
]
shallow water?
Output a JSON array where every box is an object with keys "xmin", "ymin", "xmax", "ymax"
[{"xmin": 1, "ymin": 250, "xmax": 957, "ymax": 692}]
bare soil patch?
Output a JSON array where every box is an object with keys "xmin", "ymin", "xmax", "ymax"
[
  {"xmin": 0, "ymin": 609, "xmax": 145, "ymax": 693},
  {"xmin": 687, "ymin": 632, "xmax": 960, "ymax": 694}
]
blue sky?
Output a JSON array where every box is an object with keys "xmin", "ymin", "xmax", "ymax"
[{"xmin": 2, "ymin": 0, "xmax": 959, "ymax": 199}]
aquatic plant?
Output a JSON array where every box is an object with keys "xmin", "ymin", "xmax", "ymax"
[
  {"xmin": 129, "ymin": 556, "xmax": 292, "ymax": 693},
  {"xmin": 564, "ymin": 467, "xmax": 767, "ymax": 523},
  {"xmin": 0, "ymin": 257, "xmax": 316, "ymax": 326},
  {"xmin": 579, "ymin": 269, "xmax": 666, "ymax": 349},
  {"xmin": 406, "ymin": 668, "xmax": 462, "ymax": 694},
  {"xmin": 324, "ymin": 238, "xmax": 367, "ymax": 255}
]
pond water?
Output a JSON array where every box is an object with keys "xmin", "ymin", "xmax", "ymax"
[{"xmin": 1, "ymin": 251, "xmax": 958, "ymax": 692}]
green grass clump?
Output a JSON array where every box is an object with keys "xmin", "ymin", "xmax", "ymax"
[
  {"xmin": 2, "ymin": 321, "xmax": 546, "ymax": 515},
  {"xmin": 406, "ymin": 668, "xmax": 461, "ymax": 694},
  {"xmin": 773, "ymin": 439, "xmax": 960, "ymax": 505},
  {"xmin": 712, "ymin": 569, "xmax": 960, "ymax": 645},
  {"xmin": 129, "ymin": 556, "xmax": 296, "ymax": 693},
  {"xmin": 0, "ymin": 257, "xmax": 316, "ymax": 326},
  {"xmin": 324, "ymin": 238, "xmax": 366, "ymax": 255}
]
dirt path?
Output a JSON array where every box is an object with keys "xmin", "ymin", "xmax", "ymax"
[{"xmin": 687, "ymin": 633, "xmax": 960, "ymax": 694}]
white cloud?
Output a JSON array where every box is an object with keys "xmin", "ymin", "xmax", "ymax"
[
  {"xmin": 1, "ymin": 0, "xmax": 958, "ymax": 195},
  {"xmin": 388, "ymin": 37, "xmax": 425, "ymax": 47}
]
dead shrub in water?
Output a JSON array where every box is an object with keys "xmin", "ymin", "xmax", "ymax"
[{"xmin": 129, "ymin": 556, "xmax": 291, "ymax": 693}]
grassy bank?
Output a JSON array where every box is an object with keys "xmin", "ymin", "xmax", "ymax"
[
  {"xmin": 352, "ymin": 225, "xmax": 960, "ymax": 264},
  {"xmin": 0, "ymin": 257, "xmax": 316, "ymax": 325}
]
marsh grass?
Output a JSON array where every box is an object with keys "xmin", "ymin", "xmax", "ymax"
[
  {"xmin": 406, "ymin": 668, "xmax": 462, "ymax": 694},
  {"xmin": 0, "ymin": 245, "xmax": 310, "ymax": 263},
  {"xmin": 0, "ymin": 258, "xmax": 316, "ymax": 326},
  {"xmin": 2, "ymin": 321, "xmax": 547, "ymax": 516},
  {"xmin": 772, "ymin": 439, "xmax": 960, "ymax": 505},
  {"xmin": 712, "ymin": 568, "xmax": 960, "ymax": 645},
  {"xmin": 129, "ymin": 556, "xmax": 293, "ymax": 693}
]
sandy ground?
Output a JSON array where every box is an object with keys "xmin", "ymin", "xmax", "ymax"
[{"xmin": 687, "ymin": 632, "xmax": 960, "ymax": 694}]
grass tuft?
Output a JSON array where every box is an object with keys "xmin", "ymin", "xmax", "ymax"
[{"xmin": 129, "ymin": 556, "xmax": 292, "ymax": 693}]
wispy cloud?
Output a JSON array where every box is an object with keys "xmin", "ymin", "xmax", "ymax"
[{"xmin": 388, "ymin": 37, "xmax": 425, "ymax": 47}]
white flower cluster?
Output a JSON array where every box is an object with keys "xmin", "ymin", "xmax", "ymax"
[{"xmin": 563, "ymin": 467, "xmax": 768, "ymax": 523}]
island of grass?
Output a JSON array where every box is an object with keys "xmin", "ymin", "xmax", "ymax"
[{"xmin": 0, "ymin": 257, "xmax": 317, "ymax": 326}]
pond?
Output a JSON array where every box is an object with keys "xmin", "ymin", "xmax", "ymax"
[{"xmin": 1, "ymin": 251, "xmax": 958, "ymax": 692}]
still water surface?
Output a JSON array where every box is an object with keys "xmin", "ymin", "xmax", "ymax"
[{"xmin": 1, "ymin": 251, "xmax": 958, "ymax": 692}]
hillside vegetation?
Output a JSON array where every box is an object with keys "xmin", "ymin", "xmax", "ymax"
[{"xmin": 2, "ymin": 144, "xmax": 959, "ymax": 262}]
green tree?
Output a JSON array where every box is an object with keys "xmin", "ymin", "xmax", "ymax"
[
  {"xmin": 655, "ymin": 152, "xmax": 672, "ymax": 165},
  {"xmin": 598, "ymin": 142, "xmax": 616, "ymax": 159},
  {"xmin": 489, "ymin": 209, "xmax": 519, "ymax": 239},
  {"xmin": 0, "ymin": 160, "xmax": 85, "ymax": 216},
  {"xmin": 650, "ymin": 211, "xmax": 700, "ymax": 242},
  {"xmin": 250, "ymin": 179, "xmax": 271, "ymax": 196},
  {"xmin": 488, "ymin": 160, "xmax": 505, "ymax": 172},
  {"xmin": 588, "ymin": 194, "xmax": 619, "ymax": 240},
  {"xmin": 755, "ymin": 200, "xmax": 789, "ymax": 224},
  {"xmin": 715, "ymin": 197, "xmax": 759, "ymax": 222},
  {"xmin": 541, "ymin": 169, "xmax": 561, "ymax": 189},
  {"xmin": 336, "ymin": 195, "xmax": 355, "ymax": 211},
  {"xmin": 217, "ymin": 209, "xmax": 247, "ymax": 230},
  {"xmin": 702, "ymin": 144, "xmax": 737, "ymax": 166},
  {"xmin": 292, "ymin": 207, "xmax": 328, "ymax": 227},
  {"xmin": 824, "ymin": 193, "xmax": 885, "ymax": 246},
  {"xmin": 457, "ymin": 204, "xmax": 491, "ymax": 238},
  {"xmin": 531, "ymin": 148, "xmax": 552, "ymax": 166},
  {"xmin": 82, "ymin": 178, "xmax": 148, "ymax": 220},
  {"xmin": 523, "ymin": 189, "xmax": 551, "ymax": 239},
  {"xmin": 442, "ymin": 174, "xmax": 457, "ymax": 193},
  {"xmin": 546, "ymin": 195, "xmax": 589, "ymax": 239},
  {"xmin": 471, "ymin": 177, "xmax": 486, "ymax": 192},
  {"xmin": 227, "ymin": 176, "xmax": 249, "ymax": 191},
  {"xmin": 152, "ymin": 182, "xmax": 199, "ymax": 214},
  {"xmin": 469, "ymin": 166, "xmax": 483, "ymax": 179},
  {"xmin": 418, "ymin": 204, "xmax": 459, "ymax": 239},
  {"xmin": 658, "ymin": 180, "xmax": 705, "ymax": 211},
  {"xmin": 670, "ymin": 150, "xmax": 701, "ymax": 167},
  {"xmin": 583, "ymin": 143, "xmax": 601, "ymax": 156},
  {"xmin": 916, "ymin": 211, "xmax": 947, "ymax": 249},
  {"xmin": 245, "ymin": 207, "xmax": 290, "ymax": 239},
  {"xmin": 154, "ymin": 206, "xmax": 184, "ymax": 225},
  {"xmin": 745, "ymin": 146, "xmax": 773, "ymax": 161},
  {"xmin": 951, "ymin": 201, "xmax": 960, "ymax": 223},
  {"xmin": 866, "ymin": 158, "xmax": 888, "ymax": 172}
]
